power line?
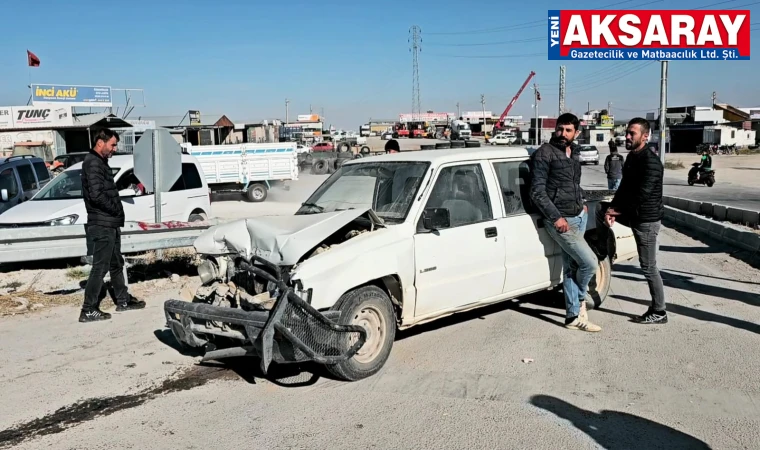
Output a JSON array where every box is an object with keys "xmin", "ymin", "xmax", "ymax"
[
  {"xmin": 566, "ymin": 61, "xmax": 657, "ymax": 94},
  {"xmin": 425, "ymin": 52, "xmax": 544, "ymax": 59},
  {"xmin": 425, "ymin": 36, "xmax": 545, "ymax": 47}
]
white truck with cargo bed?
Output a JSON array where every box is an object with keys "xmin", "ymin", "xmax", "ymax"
[
  {"xmin": 163, "ymin": 147, "xmax": 638, "ymax": 381},
  {"xmin": 181, "ymin": 142, "xmax": 299, "ymax": 202}
]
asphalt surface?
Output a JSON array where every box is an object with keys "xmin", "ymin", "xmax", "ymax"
[
  {"xmin": 583, "ymin": 146, "xmax": 760, "ymax": 211},
  {"xmin": 2, "ymin": 212, "xmax": 760, "ymax": 447}
]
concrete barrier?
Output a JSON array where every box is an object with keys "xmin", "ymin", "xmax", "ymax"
[
  {"xmin": 713, "ymin": 204, "xmax": 728, "ymax": 221},
  {"xmin": 663, "ymin": 206, "xmax": 760, "ymax": 253},
  {"xmin": 699, "ymin": 202, "xmax": 714, "ymax": 217}
]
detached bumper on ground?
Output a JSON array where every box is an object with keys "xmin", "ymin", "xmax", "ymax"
[{"xmin": 163, "ymin": 257, "xmax": 367, "ymax": 374}]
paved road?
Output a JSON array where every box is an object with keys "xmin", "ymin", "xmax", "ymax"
[
  {"xmin": 2, "ymin": 227, "xmax": 759, "ymax": 448},
  {"xmin": 583, "ymin": 147, "xmax": 760, "ymax": 211}
]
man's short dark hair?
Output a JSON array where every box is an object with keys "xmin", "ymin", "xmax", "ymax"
[
  {"xmin": 92, "ymin": 128, "xmax": 120, "ymax": 147},
  {"xmin": 628, "ymin": 117, "xmax": 650, "ymax": 135},
  {"xmin": 556, "ymin": 113, "xmax": 580, "ymax": 132},
  {"xmin": 385, "ymin": 139, "xmax": 400, "ymax": 152}
]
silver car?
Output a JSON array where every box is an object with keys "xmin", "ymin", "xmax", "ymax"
[{"xmin": 579, "ymin": 145, "xmax": 600, "ymax": 165}]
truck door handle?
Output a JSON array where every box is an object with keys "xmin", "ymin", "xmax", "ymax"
[{"xmin": 485, "ymin": 227, "xmax": 497, "ymax": 238}]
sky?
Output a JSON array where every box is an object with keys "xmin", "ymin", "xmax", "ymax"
[{"xmin": 0, "ymin": 0, "xmax": 757, "ymax": 130}]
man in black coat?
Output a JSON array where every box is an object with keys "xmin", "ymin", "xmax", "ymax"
[
  {"xmin": 80, "ymin": 128, "xmax": 145, "ymax": 323},
  {"xmin": 604, "ymin": 146, "xmax": 625, "ymax": 190},
  {"xmin": 530, "ymin": 113, "xmax": 602, "ymax": 332},
  {"xmin": 603, "ymin": 118, "xmax": 667, "ymax": 324}
]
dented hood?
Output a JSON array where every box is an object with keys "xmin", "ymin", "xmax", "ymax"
[{"xmin": 194, "ymin": 209, "xmax": 380, "ymax": 265}]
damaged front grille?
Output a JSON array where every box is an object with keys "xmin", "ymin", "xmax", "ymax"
[{"xmin": 239, "ymin": 256, "xmax": 366, "ymax": 372}]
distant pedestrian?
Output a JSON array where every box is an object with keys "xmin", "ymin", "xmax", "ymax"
[
  {"xmin": 385, "ymin": 139, "xmax": 400, "ymax": 154},
  {"xmin": 529, "ymin": 113, "xmax": 602, "ymax": 333},
  {"xmin": 608, "ymin": 138, "xmax": 617, "ymax": 153},
  {"xmin": 603, "ymin": 117, "xmax": 666, "ymax": 325},
  {"xmin": 604, "ymin": 146, "xmax": 625, "ymax": 190},
  {"xmin": 80, "ymin": 128, "xmax": 145, "ymax": 323}
]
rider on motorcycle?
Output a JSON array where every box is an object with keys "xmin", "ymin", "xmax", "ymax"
[{"xmin": 698, "ymin": 150, "xmax": 712, "ymax": 179}]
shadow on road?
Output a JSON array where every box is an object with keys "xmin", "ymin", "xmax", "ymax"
[
  {"xmin": 664, "ymin": 268, "xmax": 760, "ymax": 286},
  {"xmin": 396, "ymin": 292, "xmax": 567, "ymax": 341},
  {"xmin": 614, "ymin": 265, "xmax": 760, "ymax": 308},
  {"xmin": 529, "ymin": 395, "xmax": 711, "ymax": 449},
  {"xmin": 611, "ymin": 294, "xmax": 760, "ymax": 335},
  {"xmin": 659, "ymin": 245, "xmax": 719, "ymax": 254}
]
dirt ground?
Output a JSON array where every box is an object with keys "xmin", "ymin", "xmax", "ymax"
[{"xmin": 665, "ymin": 152, "xmax": 760, "ymax": 189}]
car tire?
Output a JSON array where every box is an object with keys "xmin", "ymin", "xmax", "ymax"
[
  {"xmin": 188, "ymin": 214, "xmax": 206, "ymax": 223},
  {"xmin": 312, "ymin": 158, "xmax": 330, "ymax": 175},
  {"xmin": 585, "ymin": 256, "xmax": 611, "ymax": 310},
  {"xmin": 337, "ymin": 142, "xmax": 351, "ymax": 152},
  {"xmin": 246, "ymin": 183, "xmax": 267, "ymax": 202},
  {"xmin": 325, "ymin": 285, "xmax": 396, "ymax": 381}
]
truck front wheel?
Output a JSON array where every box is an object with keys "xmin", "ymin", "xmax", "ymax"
[
  {"xmin": 325, "ymin": 286, "xmax": 396, "ymax": 381},
  {"xmin": 585, "ymin": 256, "xmax": 611, "ymax": 310}
]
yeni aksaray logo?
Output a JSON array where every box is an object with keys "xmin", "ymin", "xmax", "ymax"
[{"xmin": 548, "ymin": 10, "xmax": 750, "ymax": 60}]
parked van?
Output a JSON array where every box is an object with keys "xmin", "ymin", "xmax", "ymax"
[
  {"xmin": 0, "ymin": 153, "xmax": 211, "ymax": 226},
  {"xmin": 0, "ymin": 155, "xmax": 52, "ymax": 216}
]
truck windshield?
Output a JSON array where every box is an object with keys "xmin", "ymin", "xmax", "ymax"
[
  {"xmin": 296, "ymin": 161, "xmax": 430, "ymax": 222},
  {"xmin": 33, "ymin": 168, "xmax": 120, "ymax": 200}
]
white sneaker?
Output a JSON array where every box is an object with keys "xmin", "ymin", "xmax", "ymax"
[{"xmin": 565, "ymin": 317, "xmax": 602, "ymax": 332}]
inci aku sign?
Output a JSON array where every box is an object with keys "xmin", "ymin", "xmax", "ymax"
[
  {"xmin": 31, "ymin": 84, "xmax": 113, "ymax": 107},
  {"xmin": 547, "ymin": 10, "xmax": 750, "ymax": 60}
]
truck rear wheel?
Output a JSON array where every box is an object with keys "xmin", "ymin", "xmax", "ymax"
[
  {"xmin": 585, "ymin": 256, "xmax": 611, "ymax": 309},
  {"xmin": 325, "ymin": 286, "xmax": 396, "ymax": 381},
  {"xmin": 312, "ymin": 158, "xmax": 329, "ymax": 175},
  {"xmin": 246, "ymin": 183, "xmax": 267, "ymax": 202}
]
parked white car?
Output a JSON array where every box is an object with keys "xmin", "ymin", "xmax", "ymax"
[
  {"xmin": 579, "ymin": 145, "xmax": 600, "ymax": 165},
  {"xmin": 163, "ymin": 147, "xmax": 638, "ymax": 381},
  {"xmin": 0, "ymin": 154, "xmax": 211, "ymax": 226},
  {"xmin": 489, "ymin": 133, "xmax": 517, "ymax": 145}
]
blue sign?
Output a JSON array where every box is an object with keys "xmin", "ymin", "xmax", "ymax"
[{"xmin": 31, "ymin": 84, "xmax": 113, "ymax": 107}]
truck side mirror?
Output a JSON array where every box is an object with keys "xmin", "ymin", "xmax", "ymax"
[
  {"xmin": 1, "ymin": 189, "xmax": 8, "ymax": 202},
  {"xmin": 422, "ymin": 207, "xmax": 450, "ymax": 231}
]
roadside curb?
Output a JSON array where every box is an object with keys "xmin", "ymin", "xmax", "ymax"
[
  {"xmin": 663, "ymin": 195, "xmax": 760, "ymax": 229},
  {"xmin": 663, "ymin": 205, "xmax": 760, "ymax": 254}
]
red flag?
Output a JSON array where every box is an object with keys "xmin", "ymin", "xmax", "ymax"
[{"xmin": 27, "ymin": 50, "xmax": 40, "ymax": 67}]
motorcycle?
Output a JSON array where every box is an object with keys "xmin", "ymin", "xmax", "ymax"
[{"xmin": 688, "ymin": 162, "xmax": 715, "ymax": 187}]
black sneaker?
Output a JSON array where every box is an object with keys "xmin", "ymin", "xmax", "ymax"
[
  {"xmin": 633, "ymin": 310, "xmax": 668, "ymax": 324},
  {"xmin": 79, "ymin": 309, "xmax": 112, "ymax": 323},
  {"xmin": 116, "ymin": 297, "xmax": 146, "ymax": 312}
]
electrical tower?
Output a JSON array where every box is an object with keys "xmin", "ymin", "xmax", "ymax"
[
  {"xmin": 409, "ymin": 25, "xmax": 422, "ymax": 121},
  {"xmin": 558, "ymin": 65, "xmax": 566, "ymax": 116}
]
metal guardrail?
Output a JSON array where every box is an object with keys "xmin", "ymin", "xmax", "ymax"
[{"xmin": 0, "ymin": 220, "xmax": 217, "ymax": 264}]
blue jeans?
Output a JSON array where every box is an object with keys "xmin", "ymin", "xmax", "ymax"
[
  {"xmin": 607, "ymin": 178, "xmax": 621, "ymax": 190},
  {"xmin": 544, "ymin": 210, "xmax": 598, "ymax": 319}
]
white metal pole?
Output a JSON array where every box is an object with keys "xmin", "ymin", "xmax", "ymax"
[{"xmin": 659, "ymin": 61, "xmax": 668, "ymax": 163}]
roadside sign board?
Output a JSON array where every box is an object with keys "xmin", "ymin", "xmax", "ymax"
[
  {"xmin": 31, "ymin": 84, "xmax": 113, "ymax": 107},
  {"xmin": 133, "ymin": 129, "xmax": 182, "ymax": 193}
]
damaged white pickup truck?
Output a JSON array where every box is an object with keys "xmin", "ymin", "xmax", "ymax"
[{"xmin": 163, "ymin": 147, "xmax": 638, "ymax": 381}]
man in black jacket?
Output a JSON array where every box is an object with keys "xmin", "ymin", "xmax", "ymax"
[
  {"xmin": 604, "ymin": 117, "xmax": 666, "ymax": 324},
  {"xmin": 80, "ymin": 128, "xmax": 145, "ymax": 323},
  {"xmin": 530, "ymin": 113, "xmax": 601, "ymax": 332},
  {"xmin": 604, "ymin": 147, "xmax": 625, "ymax": 190}
]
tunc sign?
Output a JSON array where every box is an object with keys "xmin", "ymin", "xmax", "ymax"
[{"xmin": 0, "ymin": 106, "xmax": 74, "ymax": 129}]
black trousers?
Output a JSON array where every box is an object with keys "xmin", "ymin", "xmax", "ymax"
[{"xmin": 82, "ymin": 225, "xmax": 129, "ymax": 311}]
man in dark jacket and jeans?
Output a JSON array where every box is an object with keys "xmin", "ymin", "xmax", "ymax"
[
  {"xmin": 530, "ymin": 113, "xmax": 602, "ymax": 332},
  {"xmin": 80, "ymin": 128, "xmax": 145, "ymax": 322},
  {"xmin": 603, "ymin": 117, "xmax": 667, "ymax": 324},
  {"xmin": 604, "ymin": 146, "xmax": 625, "ymax": 190}
]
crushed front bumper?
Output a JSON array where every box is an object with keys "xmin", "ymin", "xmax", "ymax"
[{"xmin": 163, "ymin": 256, "xmax": 367, "ymax": 374}]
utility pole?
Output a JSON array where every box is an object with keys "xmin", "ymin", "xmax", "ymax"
[
  {"xmin": 409, "ymin": 25, "xmax": 422, "ymax": 121},
  {"xmin": 285, "ymin": 98, "xmax": 290, "ymax": 124},
  {"xmin": 456, "ymin": 102, "xmax": 460, "ymax": 118},
  {"xmin": 711, "ymin": 91, "xmax": 717, "ymax": 107},
  {"xmin": 559, "ymin": 65, "xmax": 566, "ymax": 116},
  {"xmin": 309, "ymin": 104, "xmax": 313, "ymax": 114},
  {"xmin": 659, "ymin": 60, "xmax": 669, "ymax": 164},
  {"xmin": 480, "ymin": 95, "xmax": 487, "ymax": 136},
  {"xmin": 533, "ymin": 83, "xmax": 540, "ymax": 145},
  {"xmin": 608, "ymin": 101, "xmax": 612, "ymax": 115}
]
